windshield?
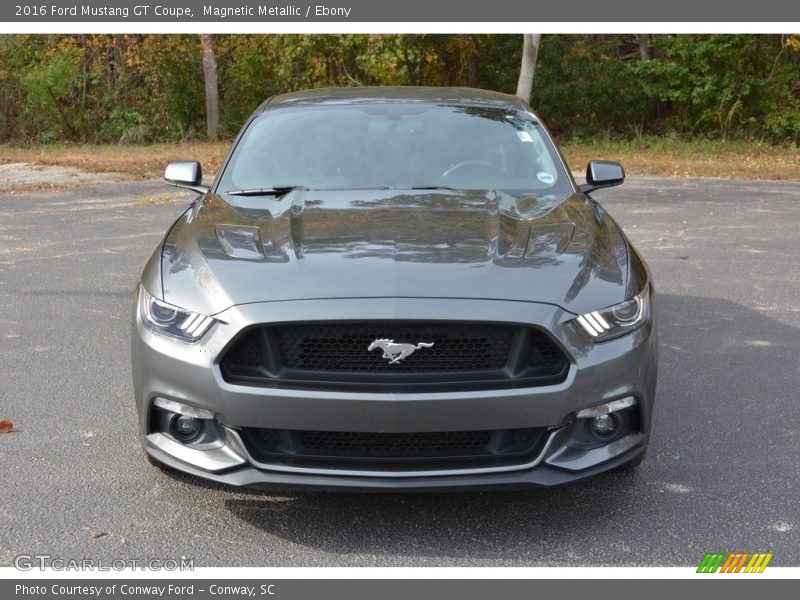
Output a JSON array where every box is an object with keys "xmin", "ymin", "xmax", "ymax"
[{"xmin": 218, "ymin": 103, "xmax": 572, "ymax": 197}]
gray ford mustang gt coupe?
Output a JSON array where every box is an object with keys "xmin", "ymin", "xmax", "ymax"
[{"xmin": 132, "ymin": 87, "xmax": 657, "ymax": 491}]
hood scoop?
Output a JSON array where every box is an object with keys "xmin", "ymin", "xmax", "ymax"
[
  {"xmin": 215, "ymin": 224, "xmax": 265, "ymax": 259},
  {"xmin": 526, "ymin": 223, "xmax": 575, "ymax": 257}
]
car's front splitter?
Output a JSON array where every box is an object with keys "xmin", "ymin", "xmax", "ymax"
[
  {"xmin": 142, "ymin": 424, "xmax": 648, "ymax": 492},
  {"xmin": 144, "ymin": 436, "xmax": 647, "ymax": 492}
]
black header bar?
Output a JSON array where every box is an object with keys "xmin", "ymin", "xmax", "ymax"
[{"xmin": 2, "ymin": 0, "xmax": 799, "ymax": 23}]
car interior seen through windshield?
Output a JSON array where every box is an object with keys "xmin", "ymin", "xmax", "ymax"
[{"xmin": 220, "ymin": 103, "xmax": 571, "ymax": 196}]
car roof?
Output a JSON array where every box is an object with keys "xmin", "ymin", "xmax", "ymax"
[{"xmin": 258, "ymin": 86, "xmax": 532, "ymax": 113}]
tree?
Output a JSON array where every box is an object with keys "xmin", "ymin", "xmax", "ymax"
[
  {"xmin": 515, "ymin": 34, "xmax": 541, "ymax": 103},
  {"xmin": 200, "ymin": 34, "xmax": 219, "ymax": 139},
  {"xmin": 636, "ymin": 34, "xmax": 654, "ymax": 61}
]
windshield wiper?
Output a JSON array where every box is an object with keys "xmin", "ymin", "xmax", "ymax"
[
  {"xmin": 410, "ymin": 185, "xmax": 458, "ymax": 191},
  {"xmin": 224, "ymin": 186, "xmax": 308, "ymax": 198},
  {"xmin": 318, "ymin": 186, "xmax": 392, "ymax": 191}
]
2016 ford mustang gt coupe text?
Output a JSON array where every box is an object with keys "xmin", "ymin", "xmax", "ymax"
[{"xmin": 132, "ymin": 87, "xmax": 657, "ymax": 490}]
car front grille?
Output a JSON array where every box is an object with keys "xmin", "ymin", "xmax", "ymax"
[
  {"xmin": 221, "ymin": 321, "xmax": 569, "ymax": 392},
  {"xmin": 240, "ymin": 426, "xmax": 548, "ymax": 471},
  {"xmin": 298, "ymin": 429, "xmax": 493, "ymax": 454},
  {"xmin": 278, "ymin": 323, "xmax": 513, "ymax": 373}
]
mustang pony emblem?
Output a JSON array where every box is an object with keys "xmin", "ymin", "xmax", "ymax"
[{"xmin": 368, "ymin": 339, "xmax": 434, "ymax": 364}]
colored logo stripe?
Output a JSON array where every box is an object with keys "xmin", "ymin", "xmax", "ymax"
[
  {"xmin": 697, "ymin": 553, "xmax": 773, "ymax": 573},
  {"xmin": 697, "ymin": 553, "xmax": 726, "ymax": 573},
  {"xmin": 720, "ymin": 553, "xmax": 749, "ymax": 573},
  {"xmin": 745, "ymin": 553, "xmax": 773, "ymax": 573}
]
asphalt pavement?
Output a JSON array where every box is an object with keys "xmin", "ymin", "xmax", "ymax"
[{"xmin": 1, "ymin": 176, "xmax": 798, "ymax": 567}]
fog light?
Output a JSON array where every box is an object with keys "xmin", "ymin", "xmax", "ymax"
[
  {"xmin": 590, "ymin": 413, "xmax": 620, "ymax": 439},
  {"xmin": 170, "ymin": 415, "xmax": 202, "ymax": 442}
]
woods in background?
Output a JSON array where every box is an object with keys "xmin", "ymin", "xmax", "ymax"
[{"xmin": 0, "ymin": 34, "xmax": 798, "ymax": 144}]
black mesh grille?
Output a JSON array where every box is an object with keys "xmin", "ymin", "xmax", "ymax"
[
  {"xmin": 241, "ymin": 426, "xmax": 548, "ymax": 470},
  {"xmin": 299, "ymin": 430, "xmax": 492, "ymax": 453},
  {"xmin": 221, "ymin": 321, "xmax": 569, "ymax": 391},
  {"xmin": 528, "ymin": 335, "xmax": 566, "ymax": 368},
  {"xmin": 277, "ymin": 323, "xmax": 512, "ymax": 373},
  {"xmin": 223, "ymin": 333, "xmax": 262, "ymax": 367}
]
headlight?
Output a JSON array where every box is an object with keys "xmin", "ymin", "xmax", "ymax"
[
  {"xmin": 574, "ymin": 284, "xmax": 650, "ymax": 342},
  {"xmin": 139, "ymin": 286, "xmax": 215, "ymax": 342}
]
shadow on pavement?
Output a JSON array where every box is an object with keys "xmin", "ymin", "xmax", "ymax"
[{"xmin": 210, "ymin": 294, "xmax": 799, "ymax": 563}]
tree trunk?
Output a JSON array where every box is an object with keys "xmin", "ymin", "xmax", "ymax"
[
  {"xmin": 200, "ymin": 34, "xmax": 219, "ymax": 139},
  {"xmin": 636, "ymin": 34, "xmax": 653, "ymax": 61},
  {"xmin": 515, "ymin": 34, "xmax": 541, "ymax": 104},
  {"xmin": 468, "ymin": 55, "xmax": 479, "ymax": 87},
  {"xmin": 466, "ymin": 35, "xmax": 479, "ymax": 87},
  {"xmin": 636, "ymin": 34, "xmax": 666, "ymax": 121}
]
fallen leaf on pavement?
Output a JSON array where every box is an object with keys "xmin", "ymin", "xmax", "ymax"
[
  {"xmin": 86, "ymin": 528, "xmax": 108, "ymax": 539},
  {"xmin": 0, "ymin": 420, "xmax": 13, "ymax": 433}
]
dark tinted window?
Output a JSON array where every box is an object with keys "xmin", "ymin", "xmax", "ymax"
[{"xmin": 219, "ymin": 103, "xmax": 572, "ymax": 196}]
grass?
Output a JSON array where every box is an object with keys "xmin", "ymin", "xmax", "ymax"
[
  {"xmin": 0, "ymin": 141, "xmax": 231, "ymax": 180},
  {"xmin": 562, "ymin": 136, "xmax": 800, "ymax": 181},
  {"xmin": 0, "ymin": 137, "xmax": 798, "ymax": 181}
]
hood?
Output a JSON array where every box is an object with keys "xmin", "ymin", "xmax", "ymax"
[{"xmin": 160, "ymin": 189, "xmax": 629, "ymax": 316}]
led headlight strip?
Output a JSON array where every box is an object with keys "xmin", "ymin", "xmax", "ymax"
[
  {"xmin": 140, "ymin": 287, "xmax": 216, "ymax": 342},
  {"xmin": 574, "ymin": 285, "xmax": 650, "ymax": 342}
]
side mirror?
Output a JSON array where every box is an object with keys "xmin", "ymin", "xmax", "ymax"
[
  {"xmin": 578, "ymin": 160, "xmax": 625, "ymax": 194},
  {"xmin": 164, "ymin": 161, "xmax": 210, "ymax": 194}
]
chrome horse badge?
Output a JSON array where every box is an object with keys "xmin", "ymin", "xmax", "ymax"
[{"xmin": 368, "ymin": 339, "xmax": 434, "ymax": 364}]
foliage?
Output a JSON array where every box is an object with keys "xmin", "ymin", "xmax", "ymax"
[
  {"xmin": 0, "ymin": 34, "xmax": 798, "ymax": 143},
  {"xmin": 632, "ymin": 35, "xmax": 800, "ymax": 140},
  {"xmin": 531, "ymin": 35, "xmax": 652, "ymax": 138},
  {"xmin": 20, "ymin": 44, "xmax": 84, "ymax": 141}
]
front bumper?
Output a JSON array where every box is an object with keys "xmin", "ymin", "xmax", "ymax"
[{"xmin": 132, "ymin": 296, "xmax": 657, "ymax": 491}]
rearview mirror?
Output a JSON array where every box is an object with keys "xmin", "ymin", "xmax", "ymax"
[
  {"xmin": 578, "ymin": 160, "xmax": 625, "ymax": 194},
  {"xmin": 164, "ymin": 161, "xmax": 209, "ymax": 194}
]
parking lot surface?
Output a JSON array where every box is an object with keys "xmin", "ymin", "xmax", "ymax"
[{"xmin": 1, "ymin": 176, "xmax": 798, "ymax": 566}]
